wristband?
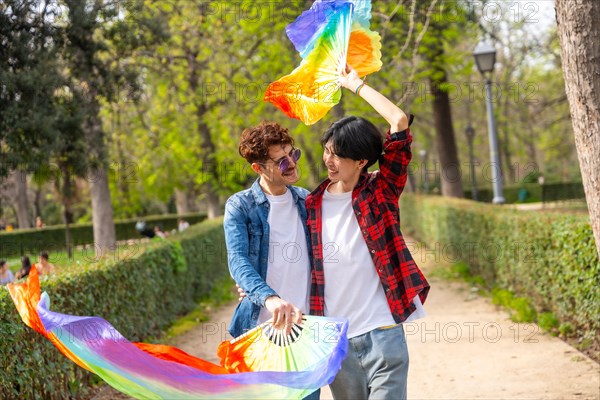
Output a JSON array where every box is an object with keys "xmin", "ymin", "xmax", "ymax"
[{"xmin": 355, "ymin": 82, "xmax": 365, "ymax": 95}]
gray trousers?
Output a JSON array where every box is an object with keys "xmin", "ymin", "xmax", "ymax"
[{"xmin": 330, "ymin": 324, "xmax": 409, "ymax": 400}]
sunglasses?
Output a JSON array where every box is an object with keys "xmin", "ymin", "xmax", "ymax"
[{"xmin": 265, "ymin": 148, "xmax": 302, "ymax": 173}]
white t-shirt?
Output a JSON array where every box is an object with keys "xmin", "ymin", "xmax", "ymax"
[
  {"xmin": 258, "ymin": 189, "xmax": 311, "ymax": 324},
  {"xmin": 321, "ymin": 187, "xmax": 425, "ymax": 338}
]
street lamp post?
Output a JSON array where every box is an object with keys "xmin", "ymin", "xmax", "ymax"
[
  {"xmin": 465, "ymin": 124, "xmax": 478, "ymax": 201},
  {"xmin": 474, "ymin": 40, "xmax": 505, "ymax": 204},
  {"xmin": 419, "ymin": 149, "xmax": 429, "ymax": 194}
]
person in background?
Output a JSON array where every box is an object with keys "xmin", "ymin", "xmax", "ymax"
[
  {"xmin": 15, "ymin": 256, "xmax": 32, "ymax": 280},
  {"xmin": 0, "ymin": 260, "xmax": 14, "ymax": 285},
  {"xmin": 178, "ymin": 218, "xmax": 190, "ymax": 232},
  {"xmin": 154, "ymin": 225, "xmax": 167, "ymax": 239},
  {"xmin": 36, "ymin": 252, "xmax": 56, "ymax": 275},
  {"xmin": 35, "ymin": 216, "xmax": 45, "ymax": 229},
  {"xmin": 135, "ymin": 220, "xmax": 155, "ymax": 239}
]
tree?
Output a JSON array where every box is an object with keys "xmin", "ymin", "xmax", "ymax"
[
  {"xmin": 60, "ymin": 0, "xmax": 158, "ymax": 254},
  {"xmin": 555, "ymin": 0, "xmax": 600, "ymax": 256},
  {"xmin": 368, "ymin": 0, "xmax": 473, "ymax": 197},
  {"xmin": 112, "ymin": 1, "xmax": 307, "ymax": 217},
  {"xmin": 422, "ymin": 19, "xmax": 465, "ymax": 198},
  {"xmin": 0, "ymin": 0, "xmax": 61, "ymax": 227},
  {"xmin": 475, "ymin": 2, "xmax": 575, "ymax": 186},
  {"xmin": 49, "ymin": 89, "xmax": 87, "ymax": 257}
]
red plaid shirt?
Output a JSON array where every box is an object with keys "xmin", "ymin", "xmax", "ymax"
[{"xmin": 306, "ymin": 127, "xmax": 430, "ymax": 323}]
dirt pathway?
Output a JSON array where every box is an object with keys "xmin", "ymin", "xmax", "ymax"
[
  {"xmin": 93, "ymin": 237, "xmax": 599, "ymax": 400},
  {"xmin": 405, "ymin": 280, "xmax": 598, "ymax": 399}
]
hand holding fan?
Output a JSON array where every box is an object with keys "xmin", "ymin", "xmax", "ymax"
[{"xmin": 218, "ymin": 316, "xmax": 348, "ymax": 374}]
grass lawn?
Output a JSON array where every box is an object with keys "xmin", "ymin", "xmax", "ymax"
[{"xmin": 4, "ymin": 239, "xmax": 151, "ymax": 274}]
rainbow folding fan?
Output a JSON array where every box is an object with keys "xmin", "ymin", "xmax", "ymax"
[
  {"xmin": 219, "ymin": 316, "xmax": 346, "ymax": 374},
  {"xmin": 7, "ymin": 268, "xmax": 348, "ymax": 399},
  {"xmin": 264, "ymin": 0, "xmax": 382, "ymax": 125}
]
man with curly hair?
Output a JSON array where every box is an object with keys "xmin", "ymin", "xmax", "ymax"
[
  {"xmin": 224, "ymin": 121, "xmax": 318, "ymax": 398},
  {"xmin": 224, "ymin": 121, "xmax": 310, "ymax": 337}
]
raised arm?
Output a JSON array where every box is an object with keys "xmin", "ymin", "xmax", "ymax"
[{"xmin": 339, "ymin": 65, "xmax": 409, "ymax": 133}]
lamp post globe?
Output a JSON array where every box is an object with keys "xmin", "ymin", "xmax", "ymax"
[{"xmin": 473, "ymin": 41, "xmax": 497, "ymax": 74}]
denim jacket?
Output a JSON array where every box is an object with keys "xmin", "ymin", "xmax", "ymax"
[{"xmin": 223, "ymin": 178, "xmax": 310, "ymax": 338}]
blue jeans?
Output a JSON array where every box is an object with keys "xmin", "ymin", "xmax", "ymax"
[
  {"xmin": 329, "ymin": 324, "xmax": 409, "ymax": 400},
  {"xmin": 304, "ymin": 388, "xmax": 320, "ymax": 400}
]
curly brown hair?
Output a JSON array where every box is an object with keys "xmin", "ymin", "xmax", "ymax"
[{"xmin": 238, "ymin": 121, "xmax": 294, "ymax": 164}]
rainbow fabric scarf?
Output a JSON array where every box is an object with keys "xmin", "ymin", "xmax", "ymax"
[{"xmin": 7, "ymin": 268, "xmax": 348, "ymax": 399}]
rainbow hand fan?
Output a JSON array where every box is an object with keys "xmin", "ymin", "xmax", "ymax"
[
  {"xmin": 219, "ymin": 316, "xmax": 347, "ymax": 375},
  {"xmin": 264, "ymin": 0, "xmax": 382, "ymax": 125},
  {"xmin": 7, "ymin": 268, "xmax": 348, "ymax": 399}
]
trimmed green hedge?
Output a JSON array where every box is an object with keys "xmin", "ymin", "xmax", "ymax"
[
  {"xmin": 465, "ymin": 183, "xmax": 543, "ymax": 203},
  {"xmin": 0, "ymin": 218, "xmax": 230, "ymax": 399},
  {"xmin": 465, "ymin": 181, "xmax": 585, "ymax": 203},
  {"xmin": 0, "ymin": 213, "xmax": 207, "ymax": 259},
  {"xmin": 400, "ymin": 194, "xmax": 599, "ymax": 350}
]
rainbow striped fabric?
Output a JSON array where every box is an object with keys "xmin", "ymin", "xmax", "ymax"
[
  {"xmin": 264, "ymin": 0, "xmax": 382, "ymax": 125},
  {"xmin": 7, "ymin": 268, "xmax": 348, "ymax": 399}
]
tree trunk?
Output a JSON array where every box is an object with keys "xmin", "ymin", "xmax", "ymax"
[
  {"xmin": 63, "ymin": 208, "xmax": 73, "ymax": 259},
  {"xmin": 175, "ymin": 188, "xmax": 190, "ymax": 215},
  {"xmin": 89, "ymin": 164, "xmax": 116, "ymax": 255},
  {"xmin": 114, "ymin": 105, "xmax": 132, "ymax": 215},
  {"xmin": 205, "ymin": 189, "xmax": 221, "ymax": 219},
  {"xmin": 33, "ymin": 186, "xmax": 43, "ymax": 222},
  {"xmin": 63, "ymin": 0, "xmax": 117, "ymax": 257},
  {"xmin": 198, "ymin": 119, "xmax": 222, "ymax": 219},
  {"xmin": 59, "ymin": 163, "xmax": 75, "ymax": 259},
  {"xmin": 430, "ymin": 74, "xmax": 464, "ymax": 198},
  {"xmin": 500, "ymin": 95, "xmax": 515, "ymax": 184},
  {"xmin": 84, "ymin": 92, "xmax": 116, "ymax": 256},
  {"xmin": 406, "ymin": 168, "xmax": 417, "ymax": 193},
  {"xmin": 188, "ymin": 53, "xmax": 222, "ymax": 219},
  {"xmin": 556, "ymin": 0, "xmax": 600, "ymax": 256},
  {"xmin": 15, "ymin": 169, "xmax": 31, "ymax": 229}
]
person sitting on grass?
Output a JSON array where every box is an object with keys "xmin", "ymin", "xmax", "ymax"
[
  {"xmin": 154, "ymin": 225, "xmax": 167, "ymax": 239},
  {"xmin": 0, "ymin": 260, "xmax": 14, "ymax": 285},
  {"xmin": 36, "ymin": 252, "xmax": 56, "ymax": 276},
  {"xmin": 15, "ymin": 256, "xmax": 32, "ymax": 280}
]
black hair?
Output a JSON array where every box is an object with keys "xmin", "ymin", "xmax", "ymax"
[
  {"xmin": 0, "ymin": 260, "xmax": 6, "ymax": 267},
  {"xmin": 15, "ymin": 256, "xmax": 32, "ymax": 280},
  {"xmin": 321, "ymin": 116, "xmax": 383, "ymax": 171},
  {"xmin": 39, "ymin": 252, "xmax": 49, "ymax": 260}
]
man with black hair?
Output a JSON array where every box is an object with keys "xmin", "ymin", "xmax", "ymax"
[{"xmin": 305, "ymin": 66, "xmax": 430, "ymax": 399}]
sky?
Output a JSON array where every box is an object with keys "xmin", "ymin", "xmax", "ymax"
[{"xmin": 520, "ymin": 0, "xmax": 556, "ymax": 33}]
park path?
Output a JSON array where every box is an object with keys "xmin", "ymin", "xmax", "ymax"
[{"xmin": 93, "ymin": 236, "xmax": 599, "ymax": 400}]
